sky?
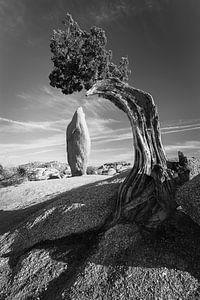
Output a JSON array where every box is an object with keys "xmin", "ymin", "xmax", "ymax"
[{"xmin": 0, "ymin": 0, "xmax": 200, "ymax": 166}]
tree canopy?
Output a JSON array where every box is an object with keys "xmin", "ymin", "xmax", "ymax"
[{"xmin": 49, "ymin": 13, "xmax": 131, "ymax": 94}]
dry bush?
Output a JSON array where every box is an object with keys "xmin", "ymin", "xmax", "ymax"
[{"xmin": 87, "ymin": 166, "xmax": 98, "ymax": 175}]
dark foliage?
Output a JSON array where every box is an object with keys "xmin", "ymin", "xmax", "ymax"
[
  {"xmin": 17, "ymin": 166, "xmax": 27, "ymax": 177},
  {"xmin": 0, "ymin": 164, "xmax": 4, "ymax": 175},
  {"xmin": 86, "ymin": 166, "xmax": 97, "ymax": 175},
  {"xmin": 49, "ymin": 13, "xmax": 131, "ymax": 94}
]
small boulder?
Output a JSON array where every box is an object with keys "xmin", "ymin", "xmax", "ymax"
[
  {"xmin": 28, "ymin": 168, "xmax": 61, "ymax": 181},
  {"xmin": 44, "ymin": 168, "xmax": 61, "ymax": 180},
  {"xmin": 107, "ymin": 168, "xmax": 117, "ymax": 176},
  {"xmin": 116, "ymin": 164, "xmax": 122, "ymax": 172},
  {"xmin": 32, "ymin": 168, "xmax": 47, "ymax": 181},
  {"xmin": 97, "ymin": 168, "xmax": 103, "ymax": 175}
]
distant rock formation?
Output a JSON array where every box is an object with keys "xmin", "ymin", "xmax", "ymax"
[
  {"xmin": 21, "ymin": 161, "xmax": 71, "ymax": 181},
  {"xmin": 97, "ymin": 161, "xmax": 131, "ymax": 175},
  {"xmin": 67, "ymin": 107, "xmax": 91, "ymax": 176}
]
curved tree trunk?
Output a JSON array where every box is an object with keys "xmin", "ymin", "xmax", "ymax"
[{"xmin": 86, "ymin": 78, "xmax": 190, "ymax": 231}]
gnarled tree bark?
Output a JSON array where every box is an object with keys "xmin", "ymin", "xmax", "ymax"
[{"xmin": 86, "ymin": 78, "xmax": 189, "ymax": 231}]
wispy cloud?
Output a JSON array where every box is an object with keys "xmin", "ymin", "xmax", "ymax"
[
  {"xmin": 92, "ymin": 146, "xmax": 130, "ymax": 153},
  {"xmin": 87, "ymin": 0, "xmax": 170, "ymax": 24},
  {"xmin": 18, "ymin": 87, "xmax": 78, "ymax": 111},
  {"xmin": 1, "ymin": 115, "xmax": 200, "ymax": 160},
  {"xmin": 0, "ymin": 0, "xmax": 26, "ymax": 37},
  {"xmin": 2, "ymin": 82, "xmax": 200, "ymax": 167},
  {"xmin": 165, "ymin": 140, "xmax": 200, "ymax": 153},
  {"xmin": 0, "ymin": 133, "xmax": 64, "ymax": 153},
  {"xmin": 14, "ymin": 85, "xmax": 124, "ymax": 139},
  {"xmin": 0, "ymin": 116, "xmax": 65, "ymax": 133},
  {"xmin": 0, "ymin": 132, "xmax": 65, "ymax": 166},
  {"xmin": 0, "ymin": 116, "xmax": 123, "ymax": 152},
  {"xmin": 92, "ymin": 131, "xmax": 132, "ymax": 144},
  {"xmin": 17, "ymin": 85, "xmax": 95, "ymax": 119},
  {"xmin": 92, "ymin": 119, "xmax": 200, "ymax": 144},
  {"xmin": 90, "ymin": 147, "xmax": 133, "ymax": 166},
  {"xmin": 161, "ymin": 119, "xmax": 200, "ymax": 135}
]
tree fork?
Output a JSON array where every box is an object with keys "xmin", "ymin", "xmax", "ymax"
[{"xmin": 86, "ymin": 78, "xmax": 190, "ymax": 231}]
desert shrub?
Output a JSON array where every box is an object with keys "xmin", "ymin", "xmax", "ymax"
[
  {"xmin": 60, "ymin": 166, "xmax": 71, "ymax": 176},
  {"xmin": 0, "ymin": 164, "xmax": 5, "ymax": 178},
  {"xmin": 0, "ymin": 164, "xmax": 5, "ymax": 182},
  {"xmin": 0, "ymin": 176, "xmax": 24, "ymax": 187},
  {"xmin": 0, "ymin": 166, "xmax": 15, "ymax": 180},
  {"xmin": 0, "ymin": 166, "xmax": 28, "ymax": 188},
  {"xmin": 0, "ymin": 164, "xmax": 4, "ymax": 174},
  {"xmin": 17, "ymin": 166, "xmax": 27, "ymax": 177},
  {"xmin": 87, "ymin": 166, "xmax": 97, "ymax": 175}
]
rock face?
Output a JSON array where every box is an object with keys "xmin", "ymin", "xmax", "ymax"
[
  {"xmin": 0, "ymin": 248, "xmax": 68, "ymax": 300},
  {"xmin": 67, "ymin": 107, "xmax": 91, "ymax": 176},
  {"xmin": 0, "ymin": 173, "xmax": 127, "ymax": 257},
  {"xmin": 176, "ymin": 174, "xmax": 200, "ymax": 226},
  {"xmin": 1, "ymin": 172, "xmax": 200, "ymax": 299},
  {"xmin": 92, "ymin": 223, "xmax": 141, "ymax": 264},
  {"xmin": 0, "ymin": 233, "xmax": 96, "ymax": 300},
  {"xmin": 0, "ymin": 173, "xmax": 127, "ymax": 299},
  {"xmin": 188, "ymin": 157, "xmax": 200, "ymax": 179}
]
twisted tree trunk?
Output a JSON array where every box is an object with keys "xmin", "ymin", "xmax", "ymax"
[{"xmin": 86, "ymin": 78, "xmax": 189, "ymax": 231}]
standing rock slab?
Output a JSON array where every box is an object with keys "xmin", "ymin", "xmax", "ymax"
[
  {"xmin": 67, "ymin": 107, "xmax": 91, "ymax": 176},
  {"xmin": 175, "ymin": 174, "xmax": 200, "ymax": 226}
]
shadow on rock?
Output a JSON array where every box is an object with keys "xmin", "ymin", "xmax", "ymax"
[
  {"xmin": 0, "ymin": 172, "xmax": 130, "ymax": 258},
  {"xmin": 0, "ymin": 172, "xmax": 128, "ymax": 299},
  {"xmin": 0, "ymin": 171, "xmax": 129, "ymax": 237},
  {"xmin": 1, "ymin": 210, "xmax": 200, "ymax": 299},
  {"xmin": 62, "ymin": 211, "xmax": 200, "ymax": 300}
]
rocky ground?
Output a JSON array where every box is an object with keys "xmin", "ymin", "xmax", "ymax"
[
  {"xmin": 0, "ymin": 174, "xmax": 120, "ymax": 240},
  {"xmin": 0, "ymin": 159, "xmax": 200, "ymax": 299}
]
